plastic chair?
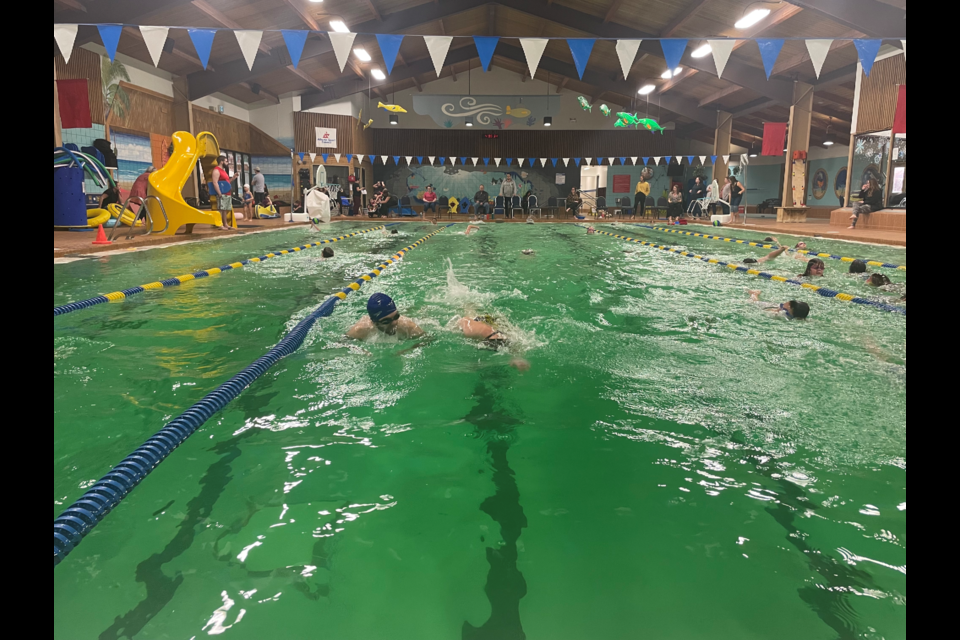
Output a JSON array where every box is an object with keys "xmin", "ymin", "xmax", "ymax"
[
  {"xmin": 438, "ymin": 196, "xmax": 450, "ymax": 218},
  {"xmin": 596, "ymin": 196, "xmax": 607, "ymax": 219},
  {"xmin": 547, "ymin": 197, "xmax": 559, "ymax": 218},
  {"xmin": 493, "ymin": 196, "xmax": 506, "ymax": 218},
  {"xmin": 619, "ymin": 198, "xmax": 634, "ymax": 218},
  {"xmin": 391, "ymin": 196, "xmax": 417, "ymax": 217},
  {"xmin": 528, "ymin": 195, "xmax": 541, "ymax": 219},
  {"xmin": 510, "ymin": 196, "xmax": 523, "ymax": 219}
]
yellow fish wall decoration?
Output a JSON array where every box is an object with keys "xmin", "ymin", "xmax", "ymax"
[
  {"xmin": 505, "ymin": 106, "xmax": 531, "ymax": 119},
  {"xmin": 378, "ymin": 102, "xmax": 408, "ymax": 114},
  {"xmin": 363, "ymin": 119, "xmax": 374, "ymax": 130}
]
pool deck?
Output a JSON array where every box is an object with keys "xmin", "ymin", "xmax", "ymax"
[{"xmin": 54, "ymin": 215, "xmax": 906, "ymax": 259}]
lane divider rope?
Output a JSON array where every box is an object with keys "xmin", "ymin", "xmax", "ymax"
[
  {"xmin": 621, "ymin": 223, "xmax": 906, "ymax": 271},
  {"xmin": 588, "ymin": 228, "xmax": 906, "ymax": 316},
  {"xmin": 54, "ymin": 224, "xmax": 397, "ymax": 317},
  {"xmin": 53, "ymin": 224, "xmax": 454, "ymax": 567}
]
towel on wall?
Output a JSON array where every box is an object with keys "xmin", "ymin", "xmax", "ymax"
[
  {"xmin": 762, "ymin": 122, "xmax": 788, "ymax": 157},
  {"xmin": 57, "ymin": 79, "xmax": 92, "ymax": 129},
  {"xmin": 892, "ymin": 85, "xmax": 906, "ymax": 135}
]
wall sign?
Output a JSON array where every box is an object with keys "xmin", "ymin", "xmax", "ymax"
[
  {"xmin": 613, "ymin": 174, "xmax": 632, "ymax": 193},
  {"xmin": 315, "ymin": 127, "xmax": 338, "ymax": 148}
]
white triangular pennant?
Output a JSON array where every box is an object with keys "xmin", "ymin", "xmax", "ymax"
[
  {"xmin": 54, "ymin": 24, "xmax": 79, "ymax": 65},
  {"xmin": 518, "ymin": 158, "xmax": 525, "ymax": 167},
  {"xmin": 234, "ymin": 30, "xmax": 263, "ymax": 71},
  {"xmin": 406, "ymin": 156, "xmax": 413, "ymax": 165},
  {"xmin": 309, "ymin": 153, "xmax": 317, "ymax": 162},
  {"xmin": 700, "ymin": 156, "xmax": 707, "ymax": 165},
  {"xmin": 805, "ymin": 39, "xmax": 832, "ymax": 79},
  {"xmin": 449, "ymin": 157, "xmax": 456, "ymax": 165},
  {"xmin": 585, "ymin": 158, "xmax": 593, "ymax": 166},
  {"xmin": 631, "ymin": 156, "xmax": 638, "ymax": 165},
  {"xmin": 723, "ymin": 155, "xmax": 730, "ymax": 164},
  {"xmin": 654, "ymin": 156, "xmax": 662, "ymax": 165},
  {"xmin": 563, "ymin": 158, "xmax": 570, "ymax": 166},
  {"xmin": 608, "ymin": 157, "xmax": 616, "ymax": 166},
  {"xmin": 708, "ymin": 40, "xmax": 736, "ymax": 79},
  {"xmin": 334, "ymin": 154, "xmax": 341, "ymax": 162},
  {"xmin": 329, "ymin": 32, "xmax": 358, "ymax": 73},
  {"xmin": 423, "ymin": 35, "xmax": 453, "ymax": 78},
  {"xmin": 541, "ymin": 158, "xmax": 548, "ymax": 167},
  {"xmin": 140, "ymin": 26, "xmax": 169, "ymax": 67},
  {"xmin": 675, "ymin": 156, "xmax": 683, "ymax": 164},
  {"xmin": 495, "ymin": 158, "xmax": 502, "ymax": 167},
  {"xmin": 519, "ymin": 38, "xmax": 549, "ymax": 79},
  {"xmin": 428, "ymin": 156, "xmax": 436, "ymax": 165},
  {"xmin": 472, "ymin": 157, "xmax": 479, "ymax": 166},
  {"xmin": 381, "ymin": 156, "xmax": 389, "ymax": 165},
  {"xmin": 616, "ymin": 40, "xmax": 642, "ymax": 80}
]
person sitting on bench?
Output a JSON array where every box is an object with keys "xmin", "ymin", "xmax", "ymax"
[{"xmin": 849, "ymin": 178, "xmax": 883, "ymax": 229}]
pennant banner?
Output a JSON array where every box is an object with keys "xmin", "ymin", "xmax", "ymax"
[
  {"xmin": 643, "ymin": 157, "xmax": 650, "ymax": 165},
  {"xmin": 608, "ymin": 157, "xmax": 616, "ymax": 166},
  {"xmin": 563, "ymin": 158, "xmax": 570, "ymax": 167},
  {"xmin": 460, "ymin": 157, "xmax": 468, "ymax": 165},
  {"xmin": 322, "ymin": 154, "xmax": 329, "ymax": 163},
  {"xmin": 407, "ymin": 156, "xmax": 414, "ymax": 166},
  {"xmin": 282, "ymin": 30, "xmax": 309, "ymax": 69},
  {"xmin": 335, "ymin": 154, "xmax": 341, "ymax": 162},
  {"xmin": 347, "ymin": 154, "xmax": 353, "ymax": 163},
  {"xmin": 369, "ymin": 155, "xmax": 376, "ymax": 164},
  {"xmin": 518, "ymin": 158, "xmax": 525, "ymax": 167},
  {"xmin": 654, "ymin": 157, "xmax": 662, "ymax": 165},
  {"xmin": 54, "ymin": 24, "xmax": 79, "ymax": 65},
  {"xmin": 551, "ymin": 159, "xmax": 558, "ymax": 167},
  {"xmin": 424, "ymin": 35, "xmax": 452, "ymax": 78},
  {"xmin": 495, "ymin": 158, "xmax": 501, "ymax": 167},
  {"xmin": 234, "ymin": 30, "xmax": 262, "ymax": 71},
  {"xmin": 474, "ymin": 37, "xmax": 499, "ymax": 72},
  {"xmin": 708, "ymin": 40, "xmax": 735, "ymax": 79},
  {"xmin": 428, "ymin": 156, "xmax": 436, "ymax": 165},
  {"xmin": 98, "ymin": 25, "xmax": 123, "ymax": 63},
  {"xmin": 329, "ymin": 32, "xmax": 358, "ymax": 73},
  {"xmin": 520, "ymin": 39, "xmax": 549, "ymax": 79},
  {"xmin": 506, "ymin": 159, "xmax": 514, "ymax": 166},
  {"xmin": 574, "ymin": 158, "xmax": 582, "ymax": 167},
  {"xmin": 854, "ymin": 39, "xmax": 882, "ymax": 76},
  {"xmin": 415, "ymin": 156, "xmax": 423, "ymax": 164},
  {"xmin": 631, "ymin": 157, "xmax": 639, "ymax": 165},
  {"xmin": 472, "ymin": 158, "xmax": 479, "ymax": 166},
  {"xmin": 762, "ymin": 122, "xmax": 788, "ymax": 156},
  {"xmin": 298, "ymin": 153, "xmax": 305, "ymax": 162},
  {"xmin": 140, "ymin": 26, "xmax": 169, "ymax": 68},
  {"xmin": 616, "ymin": 40, "xmax": 642, "ymax": 80},
  {"xmin": 619, "ymin": 157, "xmax": 627, "ymax": 166},
  {"xmin": 393, "ymin": 156, "xmax": 401, "ymax": 166},
  {"xmin": 585, "ymin": 158, "xmax": 593, "ymax": 166},
  {"xmin": 757, "ymin": 39, "xmax": 785, "ymax": 80},
  {"xmin": 660, "ymin": 39, "xmax": 688, "ymax": 74},
  {"xmin": 309, "ymin": 153, "xmax": 316, "ymax": 162},
  {"xmin": 381, "ymin": 156, "xmax": 389, "ymax": 165},
  {"xmin": 700, "ymin": 156, "xmax": 707, "ymax": 165},
  {"xmin": 189, "ymin": 29, "xmax": 218, "ymax": 70},
  {"xmin": 376, "ymin": 34, "xmax": 405, "ymax": 75},
  {"xmin": 439, "ymin": 157, "xmax": 446, "ymax": 165},
  {"xmin": 567, "ymin": 39, "xmax": 596, "ymax": 80},
  {"xmin": 483, "ymin": 158, "xmax": 490, "ymax": 166},
  {"xmin": 723, "ymin": 155, "xmax": 730, "ymax": 164},
  {"xmin": 711, "ymin": 156, "xmax": 718, "ymax": 164},
  {"xmin": 805, "ymin": 39, "xmax": 832, "ymax": 79},
  {"xmin": 541, "ymin": 158, "xmax": 548, "ymax": 167}
]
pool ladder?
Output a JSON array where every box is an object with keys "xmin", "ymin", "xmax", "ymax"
[{"xmin": 109, "ymin": 195, "xmax": 169, "ymax": 242}]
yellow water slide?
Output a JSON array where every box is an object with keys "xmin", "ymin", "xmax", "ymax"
[{"xmin": 146, "ymin": 131, "xmax": 233, "ymax": 235}]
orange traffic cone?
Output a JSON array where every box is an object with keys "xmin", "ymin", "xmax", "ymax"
[{"xmin": 92, "ymin": 225, "xmax": 112, "ymax": 245}]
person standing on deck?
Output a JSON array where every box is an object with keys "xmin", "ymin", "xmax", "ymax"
[{"xmin": 252, "ymin": 168, "xmax": 266, "ymax": 207}]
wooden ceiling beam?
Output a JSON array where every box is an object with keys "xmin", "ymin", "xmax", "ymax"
[
  {"xmin": 557, "ymin": 77, "xmax": 569, "ymax": 93},
  {"xmin": 660, "ymin": 0, "xmax": 712, "ymax": 37},
  {"xmin": 55, "ymin": 0, "xmax": 86, "ymax": 11},
  {"xmin": 362, "ymin": 0, "xmax": 383, "ymax": 21},
  {"xmin": 282, "ymin": 0, "xmax": 321, "ymax": 31},
  {"xmin": 241, "ymin": 82, "xmax": 280, "ymax": 104},
  {"xmin": 287, "ymin": 65, "xmax": 325, "ymax": 92},
  {"xmin": 488, "ymin": 4, "xmax": 497, "ymax": 36},
  {"xmin": 783, "ymin": 0, "xmax": 906, "ymax": 38},
  {"xmin": 604, "ymin": 0, "xmax": 626, "ymax": 23},
  {"xmin": 699, "ymin": 85, "xmax": 741, "ymax": 108},
  {"xmin": 412, "ymin": 76, "xmax": 423, "ymax": 92},
  {"xmin": 191, "ymin": 0, "xmax": 271, "ymax": 53},
  {"xmin": 657, "ymin": 68, "xmax": 695, "ymax": 94}
]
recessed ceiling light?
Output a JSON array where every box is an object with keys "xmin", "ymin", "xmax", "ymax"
[
  {"xmin": 389, "ymin": 114, "xmax": 398, "ymax": 125},
  {"xmin": 638, "ymin": 85, "xmax": 655, "ymax": 95},
  {"xmin": 674, "ymin": 67, "xmax": 682, "ymax": 75},
  {"xmin": 465, "ymin": 116, "xmax": 474, "ymax": 127},
  {"xmin": 371, "ymin": 68, "xmax": 386, "ymax": 80},
  {"xmin": 823, "ymin": 140, "xmax": 835, "ymax": 146},
  {"xmin": 353, "ymin": 48, "xmax": 371, "ymax": 62},
  {"xmin": 661, "ymin": 70, "xmax": 673, "ymax": 79},
  {"xmin": 691, "ymin": 44, "xmax": 712, "ymax": 58},
  {"xmin": 309, "ymin": 0, "xmax": 324, "ymax": 4},
  {"xmin": 735, "ymin": 8, "xmax": 771, "ymax": 29},
  {"xmin": 329, "ymin": 20, "xmax": 349, "ymax": 33},
  {"xmin": 544, "ymin": 116, "xmax": 553, "ymax": 127}
]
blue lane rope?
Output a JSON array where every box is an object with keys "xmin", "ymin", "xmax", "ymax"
[
  {"xmin": 53, "ymin": 225, "xmax": 397, "ymax": 317},
  {"xmin": 622, "ymin": 223, "xmax": 906, "ymax": 271},
  {"xmin": 53, "ymin": 225, "xmax": 454, "ymax": 567},
  {"xmin": 588, "ymin": 227, "xmax": 906, "ymax": 316}
]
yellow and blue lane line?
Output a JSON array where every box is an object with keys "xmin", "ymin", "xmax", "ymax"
[
  {"xmin": 54, "ymin": 225, "xmax": 393, "ymax": 317},
  {"xmin": 590, "ymin": 228, "xmax": 906, "ymax": 316},
  {"xmin": 623, "ymin": 223, "xmax": 906, "ymax": 271}
]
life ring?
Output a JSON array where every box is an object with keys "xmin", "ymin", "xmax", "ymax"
[
  {"xmin": 86, "ymin": 209, "xmax": 111, "ymax": 228},
  {"xmin": 107, "ymin": 203, "xmax": 142, "ymax": 227}
]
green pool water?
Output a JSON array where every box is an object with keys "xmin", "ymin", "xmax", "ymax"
[{"xmin": 54, "ymin": 222, "xmax": 906, "ymax": 640}]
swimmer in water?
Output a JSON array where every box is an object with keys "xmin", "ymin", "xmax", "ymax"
[
  {"xmin": 587, "ymin": 226, "xmax": 597, "ymax": 235},
  {"xmin": 742, "ymin": 241, "xmax": 788, "ymax": 266},
  {"xmin": 465, "ymin": 225, "xmax": 482, "ymax": 236},
  {"xmin": 521, "ymin": 250, "xmax": 536, "ymax": 256},
  {"xmin": 346, "ymin": 293, "xmax": 425, "ymax": 341},
  {"xmin": 321, "ymin": 247, "xmax": 334, "ymax": 260},
  {"xmin": 849, "ymin": 260, "xmax": 868, "ymax": 274},
  {"xmin": 457, "ymin": 314, "xmax": 530, "ymax": 372},
  {"xmin": 748, "ymin": 290, "xmax": 810, "ymax": 320},
  {"xmin": 798, "ymin": 258, "xmax": 826, "ymax": 278}
]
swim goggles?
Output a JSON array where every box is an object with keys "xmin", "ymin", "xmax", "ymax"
[
  {"xmin": 779, "ymin": 304, "xmax": 794, "ymax": 320},
  {"xmin": 375, "ymin": 313, "xmax": 401, "ymax": 326}
]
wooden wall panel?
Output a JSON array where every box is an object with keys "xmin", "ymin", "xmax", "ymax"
[
  {"xmin": 193, "ymin": 109, "xmax": 290, "ymax": 156},
  {"xmin": 109, "ymin": 83, "xmax": 175, "ymax": 137},
  {"xmin": 294, "ymin": 113, "xmax": 373, "ymax": 155},
  {"xmin": 856, "ymin": 55, "xmax": 906, "ymax": 134},
  {"xmin": 54, "ymin": 48, "xmax": 105, "ymax": 125},
  {"xmin": 372, "ymin": 129, "xmax": 677, "ymax": 158}
]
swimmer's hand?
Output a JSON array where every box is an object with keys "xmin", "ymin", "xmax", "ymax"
[
  {"xmin": 748, "ymin": 290, "xmax": 762, "ymax": 302},
  {"xmin": 510, "ymin": 358, "xmax": 531, "ymax": 373},
  {"xmin": 396, "ymin": 336, "xmax": 435, "ymax": 356}
]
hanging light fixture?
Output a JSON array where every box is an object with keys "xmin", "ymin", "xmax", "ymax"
[
  {"xmin": 544, "ymin": 117, "xmax": 553, "ymax": 127},
  {"xmin": 466, "ymin": 116, "xmax": 474, "ymax": 127},
  {"xmin": 390, "ymin": 114, "xmax": 398, "ymax": 126},
  {"xmin": 823, "ymin": 123, "xmax": 836, "ymax": 146}
]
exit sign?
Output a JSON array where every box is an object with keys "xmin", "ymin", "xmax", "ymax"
[{"xmin": 483, "ymin": 133, "xmax": 500, "ymax": 139}]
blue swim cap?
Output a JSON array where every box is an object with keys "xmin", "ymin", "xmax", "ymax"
[{"xmin": 367, "ymin": 293, "xmax": 397, "ymax": 322}]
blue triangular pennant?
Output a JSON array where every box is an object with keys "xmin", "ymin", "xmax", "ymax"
[
  {"xmin": 416, "ymin": 156, "xmax": 424, "ymax": 165},
  {"xmin": 282, "ymin": 30, "xmax": 309, "ymax": 69},
  {"xmin": 711, "ymin": 156, "xmax": 718, "ymax": 164},
  {"xmin": 188, "ymin": 29, "xmax": 217, "ymax": 70},
  {"xmin": 439, "ymin": 157, "xmax": 446, "ymax": 165},
  {"xmin": 574, "ymin": 158, "xmax": 582, "ymax": 167},
  {"xmin": 506, "ymin": 159, "xmax": 513, "ymax": 166},
  {"xmin": 369, "ymin": 155, "xmax": 377, "ymax": 164},
  {"xmin": 346, "ymin": 154, "xmax": 353, "ymax": 163},
  {"xmin": 567, "ymin": 39, "xmax": 597, "ymax": 80},
  {"xmin": 854, "ymin": 39, "xmax": 883, "ymax": 77},
  {"xmin": 460, "ymin": 157, "xmax": 468, "ymax": 165},
  {"xmin": 642, "ymin": 157, "xmax": 650, "ymax": 165},
  {"xmin": 551, "ymin": 159, "xmax": 558, "ymax": 167},
  {"xmin": 660, "ymin": 39, "xmax": 689, "ymax": 74},
  {"xmin": 483, "ymin": 158, "xmax": 490, "ymax": 166},
  {"xmin": 97, "ymin": 25, "xmax": 123, "ymax": 63},
  {"xmin": 757, "ymin": 39, "xmax": 785, "ymax": 79},
  {"xmin": 322, "ymin": 154, "xmax": 329, "ymax": 163},
  {"xmin": 393, "ymin": 156, "xmax": 401, "ymax": 165},
  {"xmin": 298, "ymin": 153, "xmax": 305, "ymax": 162},
  {"xmin": 474, "ymin": 37, "xmax": 499, "ymax": 72},
  {"xmin": 619, "ymin": 157, "xmax": 627, "ymax": 166},
  {"xmin": 687, "ymin": 156, "xmax": 694, "ymax": 164},
  {"xmin": 376, "ymin": 34, "xmax": 405, "ymax": 75}
]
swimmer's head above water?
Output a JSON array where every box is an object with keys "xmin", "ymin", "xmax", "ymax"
[{"xmin": 368, "ymin": 293, "xmax": 401, "ymax": 334}]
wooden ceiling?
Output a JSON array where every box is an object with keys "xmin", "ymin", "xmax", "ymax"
[{"xmin": 55, "ymin": 0, "xmax": 906, "ymax": 147}]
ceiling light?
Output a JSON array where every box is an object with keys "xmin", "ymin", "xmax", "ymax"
[
  {"xmin": 390, "ymin": 114, "xmax": 398, "ymax": 125},
  {"xmin": 309, "ymin": 0, "xmax": 323, "ymax": 4},
  {"xmin": 465, "ymin": 116, "xmax": 474, "ymax": 127},
  {"xmin": 675, "ymin": 67, "xmax": 683, "ymax": 75},
  {"xmin": 691, "ymin": 44, "xmax": 712, "ymax": 58},
  {"xmin": 749, "ymin": 151, "xmax": 758, "ymax": 158},
  {"xmin": 735, "ymin": 8, "xmax": 771, "ymax": 29},
  {"xmin": 823, "ymin": 140, "xmax": 835, "ymax": 146},
  {"xmin": 661, "ymin": 69, "xmax": 673, "ymax": 79},
  {"xmin": 544, "ymin": 116, "xmax": 552, "ymax": 127},
  {"xmin": 371, "ymin": 68, "xmax": 386, "ymax": 80},
  {"xmin": 329, "ymin": 20, "xmax": 349, "ymax": 33},
  {"xmin": 353, "ymin": 48, "xmax": 371, "ymax": 62},
  {"xmin": 638, "ymin": 85, "xmax": 655, "ymax": 95}
]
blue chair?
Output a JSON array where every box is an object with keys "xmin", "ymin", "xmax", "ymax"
[
  {"xmin": 528, "ymin": 195, "xmax": 542, "ymax": 218},
  {"xmin": 459, "ymin": 199, "xmax": 472, "ymax": 215},
  {"xmin": 493, "ymin": 196, "xmax": 506, "ymax": 218},
  {"xmin": 391, "ymin": 196, "xmax": 417, "ymax": 217},
  {"xmin": 510, "ymin": 196, "xmax": 523, "ymax": 219},
  {"xmin": 619, "ymin": 198, "xmax": 634, "ymax": 218}
]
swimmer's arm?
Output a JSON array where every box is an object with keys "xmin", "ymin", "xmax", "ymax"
[
  {"xmin": 757, "ymin": 246, "xmax": 788, "ymax": 263},
  {"xmin": 345, "ymin": 320, "xmax": 372, "ymax": 340}
]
